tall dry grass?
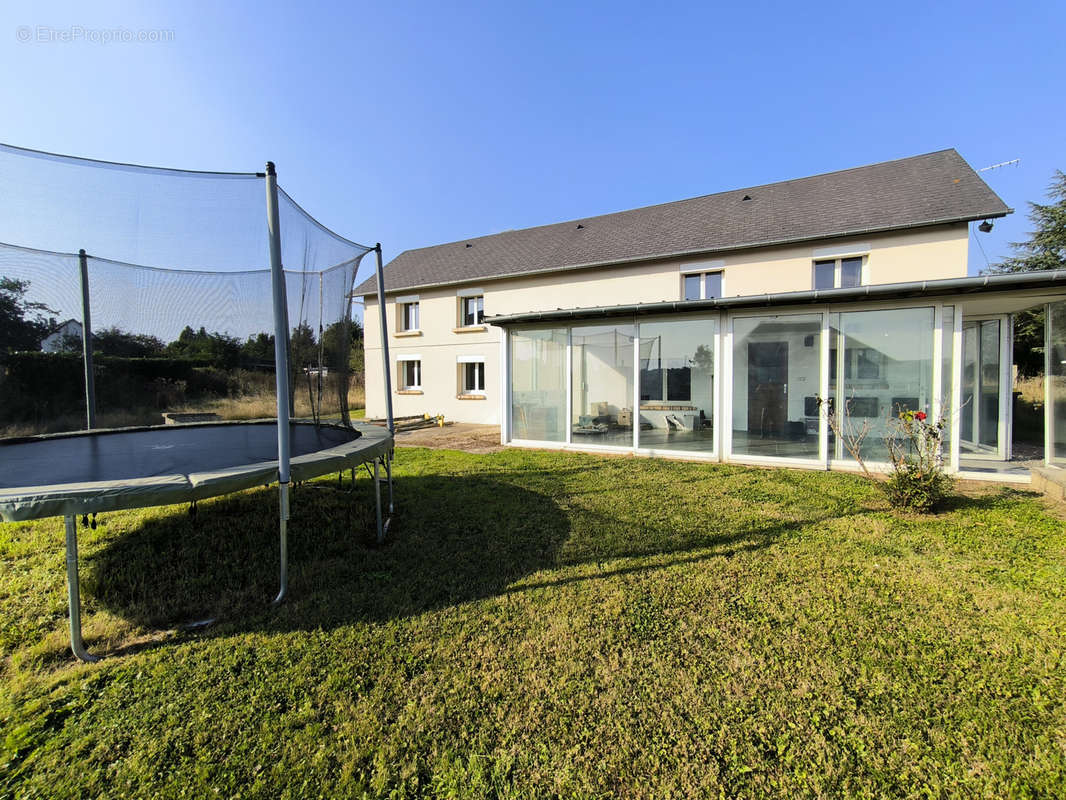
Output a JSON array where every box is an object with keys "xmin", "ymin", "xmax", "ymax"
[
  {"xmin": 1014, "ymin": 374, "xmax": 1044, "ymax": 405},
  {"xmin": 0, "ymin": 377, "xmax": 366, "ymax": 437}
]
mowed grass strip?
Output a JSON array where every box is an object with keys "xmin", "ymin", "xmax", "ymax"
[{"xmin": 0, "ymin": 447, "xmax": 1064, "ymax": 798}]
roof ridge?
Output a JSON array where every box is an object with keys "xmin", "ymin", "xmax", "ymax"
[
  {"xmin": 392, "ymin": 149, "xmax": 965, "ymax": 258},
  {"xmin": 356, "ymin": 148, "xmax": 1009, "ymax": 295}
]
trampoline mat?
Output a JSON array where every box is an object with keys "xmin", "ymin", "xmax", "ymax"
[
  {"xmin": 0, "ymin": 422, "xmax": 358, "ymax": 488},
  {"xmin": 0, "ymin": 421, "xmax": 393, "ymax": 522}
]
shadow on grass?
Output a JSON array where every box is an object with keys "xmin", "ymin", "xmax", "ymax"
[
  {"xmin": 83, "ymin": 467, "xmax": 806, "ymax": 643},
  {"xmin": 936, "ymin": 485, "xmax": 1042, "ymax": 514}
]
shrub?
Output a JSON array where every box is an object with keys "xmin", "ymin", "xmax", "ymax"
[{"xmin": 884, "ymin": 410, "xmax": 953, "ymax": 513}]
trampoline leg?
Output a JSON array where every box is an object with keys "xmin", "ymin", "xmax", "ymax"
[
  {"xmin": 374, "ymin": 458, "xmax": 384, "ymax": 544},
  {"xmin": 273, "ymin": 483, "xmax": 290, "ymax": 605},
  {"xmin": 386, "ymin": 450, "xmax": 394, "ymax": 516},
  {"xmin": 64, "ymin": 516, "xmax": 99, "ymax": 663}
]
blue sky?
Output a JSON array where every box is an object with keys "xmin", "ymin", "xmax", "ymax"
[{"xmin": 1, "ymin": 0, "xmax": 1063, "ymax": 292}]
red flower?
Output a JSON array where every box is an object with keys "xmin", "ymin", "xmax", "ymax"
[{"xmin": 915, "ymin": 411, "xmax": 927, "ymax": 421}]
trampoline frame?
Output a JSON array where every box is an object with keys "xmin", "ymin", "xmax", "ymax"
[
  {"xmin": 2, "ymin": 420, "xmax": 394, "ymax": 662},
  {"xmin": 0, "ymin": 158, "xmax": 398, "ymax": 662}
]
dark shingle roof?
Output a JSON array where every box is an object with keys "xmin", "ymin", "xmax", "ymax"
[{"xmin": 355, "ymin": 149, "xmax": 1009, "ymax": 296}]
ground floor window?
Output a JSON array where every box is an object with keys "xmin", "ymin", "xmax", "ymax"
[
  {"xmin": 398, "ymin": 358, "xmax": 421, "ymax": 390},
  {"xmin": 504, "ymin": 301, "xmax": 1026, "ymax": 473},
  {"xmin": 460, "ymin": 358, "xmax": 485, "ymax": 395},
  {"xmin": 511, "ymin": 328, "xmax": 567, "ymax": 442}
]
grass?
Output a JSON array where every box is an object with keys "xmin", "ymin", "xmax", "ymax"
[{"xmin": 1, "ymin": 448, "xmax": 1064, "ymax": 798}]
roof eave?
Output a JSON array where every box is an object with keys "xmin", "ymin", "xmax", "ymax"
[
  {"xmin": 354, "ymin": 210, "xmax": 1011, "ymax": 298},
  {"xmin": 486, "ymin": 268, "xmax": 1066, "ymax": 326}
]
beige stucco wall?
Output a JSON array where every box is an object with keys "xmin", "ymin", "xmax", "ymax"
[{"xmin": 362, "ymin": 223, "xmax": 969, "ymax": 422}]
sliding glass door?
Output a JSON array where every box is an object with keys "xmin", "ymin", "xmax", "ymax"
[
  {"xmin": 636, "ymin": 318, "xmax": 717, "ymax": 453},
  {"xmin": 571, "ymin": 324, "xmax": 637, "ymax": 448},
  {"xmin": 960, "ymin": 317, "xmax": 1006, "ymax": 459},
  {"xmin": 830, "ymin": 307, "xmax": 935, "ymax": 463},
  {"xmin": 730, "ymin": 314, "xmax": 823, "ymax": 460}
]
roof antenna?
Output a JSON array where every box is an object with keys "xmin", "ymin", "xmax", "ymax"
[{"xmin": 979, "ymin": 159, "xmax": 1020, "ymax": 172}]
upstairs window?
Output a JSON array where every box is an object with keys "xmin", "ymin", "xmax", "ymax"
[
  {"xmin": 399, "ymin": 300, "xmax": 420, "ymax": 331},
  {"xmin": 813, "ymin": 256, "xmax": 865, "ymax": 290},
  {"xmin": 683, "ymin": 270, "xmax": 724, "ymax": 301},
  {"xmin": 461, "ymin": 295, "xmax": 484, "ymax": 327}
]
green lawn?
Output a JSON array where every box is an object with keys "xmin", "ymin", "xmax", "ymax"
[{"xmin": 1, "ymin": 448, "xmax": 1064, "ymax": 798}]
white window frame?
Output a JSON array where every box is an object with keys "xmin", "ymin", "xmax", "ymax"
[
  {"xmin": 681, "ymin": 267, "xmax": 725, "ymax": 301},
  {"xmin": 458, "ymin": 355, "xmax": 486, "ymax": 395},
  {"xmin": 811, "ymin": 255, "xmax": 869, "ymax": 290},
  {"xmin": 396, "ymin": 295, "xmax": 420, "ymax": 332},
  {"xmin": 397, "ymin": 354, "xmax": 422, "ymax": 390},
  {"xmin": 460, "ymin": 295, "xmax": 485, "ymax": 327}
]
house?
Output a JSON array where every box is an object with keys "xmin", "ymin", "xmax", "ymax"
[
  {"xmin": 356, "ymin": 149, "xmax": 1066, "ymax": 480},
  {"xmin": 40, "ymin": 319, "xmax": 82, "ymax": 353}
]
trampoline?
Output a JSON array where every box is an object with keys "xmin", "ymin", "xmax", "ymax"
[
  {"xmin": 0, "ymin": 421, "xmax": 394, "ymax": 662},
  {"xmin": 0, "ymin": 143, "xmax": 401, "ymax": 663}
]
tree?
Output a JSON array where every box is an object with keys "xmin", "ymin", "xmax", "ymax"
[
  {"xmin": 241, "ymin": 332, "xmax": 275, "ymax": 365},
  {"xmin": 0, "ymin": 277, "xmax": 56, "ymax": 354},
  {"xmin": 166, "ymin": 326, "xmax": 242, "ymax": 368},
  {"xmin": 987, "ymin": 170, "xmax": 1066, "ymax": 376},
  {"xmin": 58, "ymin": 326, "xmax": 165, "ymax": 357},
  {"xmin": 321, "ymin": 318, "xmax": 363, "ymax": 372}
]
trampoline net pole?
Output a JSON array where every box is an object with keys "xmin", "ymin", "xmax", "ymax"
[
  {"xmin": 78, "ymin": 249, "xmax": 96, "ymax": 430},
  {"xmin": 64, "ymin": 515, "xmax": 99, "ymax": 662},
  {"xmin": 374, "ymin": 244, "xmax": 394, "ymax": 435},
  {"xmin": 266, "ymin": 162, "xmax": 292, "ymax": 604},
  {"xmin": 275, "ymin": 483, "xmax": 289, "ymax": 604}
]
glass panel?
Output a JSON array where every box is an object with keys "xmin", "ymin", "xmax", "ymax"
[
  {"xmin": 960, "ymin": 319, "xmax": 1002, "ymax": 455},
  {"xmin": 403, "ymin": 302, "xmax": 419, "ymax": 330},
  {"xmin": 961, "ymin": 323, "xmax": 977, "ymax": 444},
  {"xmin": 978, "ymin": 320, "xmax": 1001, "ymax": 448},
  {"xmin": 813, "ymin": 260, "xmax": 835, "ymax": 290},
  {"xmin": 463, "ymin": 296, "xmax": 484, "ymax": 326},
  {"xmin": 1051, "ymin": 302, "xmax": 1066, "ymax": 463},
  {"xmin": 941, "ymin": 306, "xmax": 954, "ymax": 455},
  {"xmin": 511, "ymin": 328, "xmax": 567, "ymax": 442},
  {"xmin": 572, "ymin": 324, "xmax": 636, "ymax": 447},
  {"xmin": 705, "ymin": 272, "xmax": 723, "ymax": 299},
  {"xmin": 840, "ymin": 257, "xmax": 862, "ymax": 288},
  {"xmin": 683, "ymin": 274, "xmax": 700, "ymax": 301},
  {"xmin": 833, "ymin": 307, "xmax": 934, "ymax": 463},
  {"xmin": 732, "ymin": 314, "xmax": 821, "ymax": 459},
  {"xmin": 400, "ymin": 360, "xmax": 420, "ymax": 390},
  {"xmin": 637, "ymin": 319, "xmax": 716, "ymax": 453},
  {"xmin": 463, "ymin": 362, "xmax": 485, "ymax": 393}
]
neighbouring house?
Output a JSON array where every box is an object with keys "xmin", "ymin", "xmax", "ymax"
[
  {"xmin": 357, "ymin": 149, "xmax": 1066, "ymax": 480},
  {"xmin": 40, "ymin": 319, "xmax": 82, "ymax": 353}
]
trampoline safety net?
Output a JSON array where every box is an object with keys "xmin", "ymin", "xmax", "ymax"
[{"xmin": 0, "ymin": 143, "xmax": 373, "ymax": 435}]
